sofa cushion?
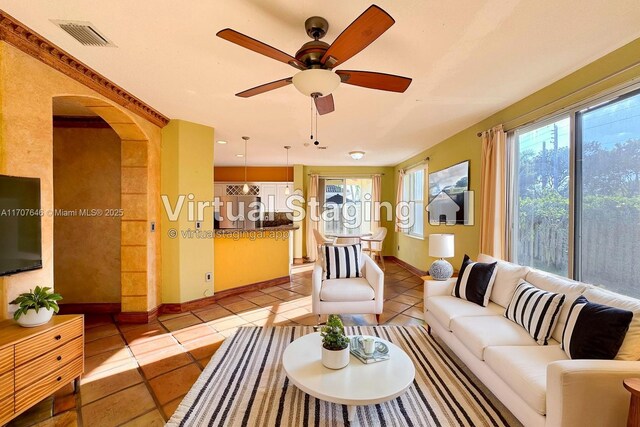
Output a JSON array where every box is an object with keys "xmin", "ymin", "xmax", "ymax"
[
  {"xmin": 485, "ymin": 345, "xmax": 568, "ymax": 415},
  {"xmin": 505, "ymin": 280, "xmax": 565, "ymax": 345},
  {"xmin": 450, "ymin": 315, "xmax": 538, "ymax": 360},
  {"xmin": 561, "ymin": 295, "xmax": 633, "ymax": 359},
  {"xmin": 478, "ymin": 254, "xmax": 530, "ymax": 308},
  {"xmin": 525, "ymin": 269, "xmax": 588, "ymax": 342},
  {"xmin": 425, "ymin": 296, "xmax": 503, "ymax": 330},
  {"xmin": 583, "ymin": 287, "xmax": 640, "ymax": 361},
  {"xmin": 452, "ymin": 254, "xmax": 497, "ymax": 306},
  {"xmin": 320, "ymin": 278, "xmax": 374, "ymax": 302}
]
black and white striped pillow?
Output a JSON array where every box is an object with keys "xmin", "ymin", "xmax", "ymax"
[
  {"xmin": 323, "ymin": 244, "xmax": 362, "ymax": 280},
  {"xmin": 561, "ymin": 296, "xmax": 632, "ymax": 359},
  {"xmin": 505, "ymin": 280, "xmax": 565, "ymax": 345},
  {"xmin": 452, "ymin": 254, "xmax": 497, "ymax": 306}
]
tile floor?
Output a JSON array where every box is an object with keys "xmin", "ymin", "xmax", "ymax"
[{"xmin": 8, "ymin": 261, "xmax": 425, "ymax": 427}]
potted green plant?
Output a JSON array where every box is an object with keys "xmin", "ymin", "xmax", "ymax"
[
  {"xmin": 320, "ymin": 314, "xmax": 350, "ymax": 369},
  {"xmin": 10, "ymin": 286, "xmax": 62, "ymax": 327}
]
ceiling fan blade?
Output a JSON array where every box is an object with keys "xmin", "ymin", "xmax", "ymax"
[
  {"xmin": 336, "ymin": 70, "xmax": 412, "ymax": 93},
  {"xmin": 217, "ymin": 29, "xmax": 306, "ymax": 70},
  {"xmin": 314, "ymin": 94, "xmax": 335, "ymax": 115},
  {"xmin": 236, "ymin": 78, "xmax": 292, "ymax": 98},
  {"xmin": 321, "ymin": 5, "xmax": 394, "ymax": 68}
]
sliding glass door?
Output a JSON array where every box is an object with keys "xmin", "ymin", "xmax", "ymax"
[
  {"xmin": 575, "ymin": 90, "xmax": 640, "ymax": 297},
  {"xmin": 321, "ymin": 177, "xmax": 373, "ymax": 236}
]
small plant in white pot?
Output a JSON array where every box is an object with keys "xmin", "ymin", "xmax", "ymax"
[
  {"xmin": 10, "ymin": 286, "xmax": 62, "ymax": 327},
  {"xmin": 320, "ymin": 315, "xmax": 350, "ymax": 369}
]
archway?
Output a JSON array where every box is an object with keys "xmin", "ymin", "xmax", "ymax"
[{"xmin": 53, "ymin": 95, "xmax": 152, "ymax": 316}]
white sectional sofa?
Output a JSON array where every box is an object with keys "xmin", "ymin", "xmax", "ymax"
[{"xmin": 423, "ymin": 254, "xmax": 640, "ymax": 427}]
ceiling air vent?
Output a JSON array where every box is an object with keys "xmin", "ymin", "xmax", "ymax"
[{"xmin": 51, "ymin": 20, "xmax": 116, "ymax": 47}]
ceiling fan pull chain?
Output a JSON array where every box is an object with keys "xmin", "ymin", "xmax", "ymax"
[
  {"xmin": 310, "ymin": 96, "xmax": 314, "ymax": 139},
  {"xmin": 315, "ymin": 108, "xmax": 319, "ymax": 144}
]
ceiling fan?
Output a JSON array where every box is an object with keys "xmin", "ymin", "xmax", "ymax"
[{"xmin": 216, "ymin": 4, "xmax": 412, "ymax": 115}]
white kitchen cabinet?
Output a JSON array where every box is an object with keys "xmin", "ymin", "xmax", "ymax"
[
  {"xmin": 276, "ymin": 183, "xmax": 293, "ymax": 212},
  {"xmin": 260, "ymin": 184, "xmax": 277, "ymax": 212}
]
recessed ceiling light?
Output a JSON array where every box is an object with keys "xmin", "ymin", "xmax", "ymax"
[
  {"xmin": 349, "ymin": 151, "xmax": 365, "ymax": 160},
  {"xmin": 217, "ymin": 140, "xmax": 227, "ymax": 145},
  {"xmin": 236, "ymin": 154, "xmax": 244, "ymax": 158}
]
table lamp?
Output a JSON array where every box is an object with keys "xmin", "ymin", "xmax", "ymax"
[{"xmin": 428, "ymin": 234, "xmax": 454, "ymax": 280}]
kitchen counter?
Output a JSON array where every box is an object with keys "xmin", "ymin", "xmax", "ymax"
[{"xmin": 213, "ymin": 225, "xmax": 296, "ymax": 292}]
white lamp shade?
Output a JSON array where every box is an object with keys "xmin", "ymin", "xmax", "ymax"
[
  {"xmin": 292, "ymin": 69, "xmax": 341, "ymax": 97},
  {"xmin": 429, "ymin": 234, "xmax": 454, "ymax": 258}
]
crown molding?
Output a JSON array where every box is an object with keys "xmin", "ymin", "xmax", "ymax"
[{"xmin": 0, "ymin": 10, "xmax": 169, "ymax": 127}]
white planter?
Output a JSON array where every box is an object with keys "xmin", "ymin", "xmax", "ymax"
[
  {"xmin": 321, "ymin": 346, "xmax": 350, "ymax": 370},
  {"xmin": 16, "ymin": 307, "xmax": 54, "ymax": 327}
]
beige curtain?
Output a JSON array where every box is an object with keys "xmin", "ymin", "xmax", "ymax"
[
  {"xmin": 395, "ymin": 169, "xmax": 405, "ymax": 232},
  {"xmin": 479, "ymin": 125, "xmax": 507, "ymax": 259},
  {"xmin": 306, "ymin": 174, "xmax": 320, "ymax": 261},
  {"xmin": 371, "ymin": 174, "xmax": 382, "ymax": 231}
]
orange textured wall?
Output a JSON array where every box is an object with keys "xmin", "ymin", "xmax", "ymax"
[{"xmin": 214, "ymin": 167, "xmax": 293, "ymax": 182}]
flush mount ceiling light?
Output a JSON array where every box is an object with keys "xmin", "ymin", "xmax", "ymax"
[
  {"xmin": 349, "ymin": 151, "xmax": 365, "ymax": 160},
  {"xmin": 217, "ymin": 140, "xmax": 228, "ymax": 144},
  {"xmin": 235, "ymin": 154, "xmax": 244, "ymax": 157},
  {"xmin": 292, "ymin": 69, "xmax": 340, "ymax": 97}
]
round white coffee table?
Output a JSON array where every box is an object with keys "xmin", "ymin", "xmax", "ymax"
[{"xmin": 282, "ymin": 332, "xmax": 415, "ymax": 423}]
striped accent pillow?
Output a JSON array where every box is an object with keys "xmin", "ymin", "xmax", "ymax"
[
  {"xmin": 561, "ymin": 296, "xmax": 632, "ymax": 359},
  {"xmin": 323, "ymin": 244, "xmax": 362, "ymax": 280},
  {"xmin": 452, "ymin": 255, "xmax": 498, "ymax": 306},
  {"xmin": 505, "ymin": 280, "xmax": 565, "ymax": 345}
]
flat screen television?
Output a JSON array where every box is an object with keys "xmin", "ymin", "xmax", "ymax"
[{"xmin": 0, "ymin": 175, "xmax": 43, "ymax": 276}]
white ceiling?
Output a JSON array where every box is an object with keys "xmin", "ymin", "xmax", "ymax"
[{"xmin": 3, "ymin": 1, "xmax": 640, "ymax": 166}]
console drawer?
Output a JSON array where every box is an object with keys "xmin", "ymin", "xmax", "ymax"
[
  {"xmin": 0, "ymin": 370, "xmax": 13, "ymax": 400},
  {"xmin": 14, "ymin": 356, "xmax": 83, "ymax": 414},
  {"xmin": 15, "ymin": 336, "xmax": 83, "ymax": 390},
  {"xmin": 15, "ymin": 317, "xmax": 82, "ymax": 366},
  {"xmin": 0, "ymin": 347, "xmax": 13, "ymax": 374},
  {"xmin": 0, "ymin": 395, "xmax": 14, "ymax": 426}
]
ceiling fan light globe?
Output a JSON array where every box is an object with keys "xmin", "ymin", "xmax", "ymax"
[
  {"xmin": 349, "ymin": 151, "xmax": 365, "ymax": 160},
  {"xmin": 292, "ymin": 69, "xmax": 340, "ymax": 97}
]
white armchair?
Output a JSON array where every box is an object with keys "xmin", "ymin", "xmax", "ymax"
[{"xmin": 312, "ymin": 253, "xmax": 385, "ymax": 324}]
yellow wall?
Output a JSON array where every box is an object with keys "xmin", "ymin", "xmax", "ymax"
[
  {"xmin": 292, "ymin": 164, "xmax": 304, "ymax": 260},
  {"xmin": 301, "ymin": 166, "xmax": 396, "ymax": 258},
  {"xmin": 161, "ymin": 119, "xmax": 215, "ymax": 303},
  {"xmin": 213, "ymin": 232, "xmax": 290, "ymax": 291},
  {"xmin": 0, "ymin": 42, "xmax": 162, "ymax": 318},
  {"xmin": 53, "ymin": 126, "xmax": 121, "ymax": 303},
  {"xmin": 394, "ymin": 36, "xmax": 640, "ymax": 272},
  {"xmin": 214, "ymin": 166, "xmax": 293, "ymax": 182}
]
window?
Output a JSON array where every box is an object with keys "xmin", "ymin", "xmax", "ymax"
[
  {"xmin": 511, "ymin": 117, "xmax": 571, "ymax": 276},
  {"xmin": 321, "ymin": 177, "xmax": 372, "ymax": 236},
  {"xmin": 509, "ymin": 87, "xmax": 640, "ymax": 298},
  {"xmin": 403, "ymin": 168, "xmax": 425, "ymax": 238}
]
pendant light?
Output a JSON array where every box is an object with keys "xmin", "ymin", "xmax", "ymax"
[
  {"xmin": 284, "ymin": 145, "xmax": 291, "ymax": 195},
  {"xmin": 242, "ymin": 136, "xmax": 250, "ymax": 193}
]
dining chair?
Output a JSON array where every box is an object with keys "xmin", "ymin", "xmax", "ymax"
[
  {"xmin": 360, "ymin": 227, "xmax": 388, "ymax": 270},
  {"xmin": 312, "ymin": 229, "xmax": 336, "ymax": 259}
]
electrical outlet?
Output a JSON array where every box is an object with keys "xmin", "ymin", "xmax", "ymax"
[
  {"xmin": 397, "ymin": 245, "xmax": 400, "ymax": 251},
  {"xmin": 150, "ymin": 222, "xmax": 156, "ymax": 232},
  {"xmin": 205, "ymin": 272, "xmax": 212, "ymax": 282},
  {"xmin": 195, "ymin": 221, "xmax": 202, "ymax": 230}
]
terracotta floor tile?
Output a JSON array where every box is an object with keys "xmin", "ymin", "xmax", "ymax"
[
  {"xmin": 81, "ymin": 367, "xmax": 143, "ymax": 405},
  {"xmin": 32, "ymin": 410, "xmax": 77, "ymax": 427},
  {"xmin": 238, "ymin": 307, "xmax": 275, "ymax": 322},
  {"xmin": 81, "ymin": 383, "xmax": 155, "ymax": 426},
  {"xmin": 83, "ymin": 347, "xmax": 134, "ymax": 378},
  {"xmin": 404, "ymin": 306, "xmax": 425, "ymax": 320},
  {"xmin": 281, "ymin": 307, "xmax": 312, "ymax": 321},
  {"xmin": 139, "ymin": 350, "xmax": 193, "ymax": 379},
  {"xmin": 267, "ymin": 289, "xmax": 298, "ymax": 300},
  {"xmin": 224, "ymin": 299, "xmax": 260, "ymax": 313},
  {"xmin": 260, "ymin": 285, "xmax": 284, "ymax": 294},
  {"xmin": 148, "ymin": 363, "xmax": 202, "ymax": 405},
  {"xmin": 128, "ymin": 335, "xmax": 178, "ymax": 359},
  {"xmin": 249, "ymin": 294, "xmax": 281, "ymax": 306},
  {"xmin": 120, "ymin": 322, "xmax": 168, "ymax": 346},
  {"xmin": 385, "ymin": 313, "xmax": 426, "ymax": 327},
  {"xmin": 121, "ymin": 409, "xmax": 165, "ymax": 426},
  {"xmin": 182, "ymin": 332, "xmax": 225, "ymax": 360},
  {"xmin": 198, "ymin": 354, "xmax": 213, "ymax": 369},
  {"xmin": 193, "ymin": 305, "xmax": 233, "ymax": 322},
  {"xmin": 215, "ymin": 295, "xmax": 245, "ymax": 305},
  {"xmin": 171, "ymin": 323, "xmax": 217, "ymax": 344},
  {"xmin": 296, "ymin": 314, "xmax": 321, "ymax": 326},
  {"xmin": 402, "ymin": 288, "xmax": 424, "ymax": 299},
  {"xmin": 84, "ymin": 314, "xmax": 115, "ymax": 330},
  {"xmin": 84, "ymin": 323, "xmax": 120, "ymax": 343},
  {"xmin": 157, "ymin": 312, "xmax": 191, "ymax": 322},
  {"xmin": 84, "ymin": 334, "xmax": 126, "ymax": 358},
  {"xmin": 207, "ymin": 314, "xmax": 249, "ymax": 331},
  {"xmin": 162, "ymin": 396, "xmax": 184, "ymax": 421},
  {"xmin": 391, "ymin": 294, "xmax": 422, "ymax": 306},
  {"xmin": 160, "ymin": 313, "xmax": 203, "ymax": 332},
  {"xmin": 238, "ymin": 290, "xmax": 265, "ymax": 299},
  {"xmin": 384, "ymin": 300, "xmax": 411, "ymax": 313},
  {"xmin": 402, "ymin": 275, "xmax": 423, "ymax": 285}
]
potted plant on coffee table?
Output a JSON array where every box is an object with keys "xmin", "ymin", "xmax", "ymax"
[
  {"xmin": 320, "ymin": 314, "xmax": 350, "ymax": 369},
  {"xmin": 10, "ymin": 286, "xmax": 62, "ymax": 327}
]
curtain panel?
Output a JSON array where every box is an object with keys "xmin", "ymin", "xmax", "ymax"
[{"xmin": 479, "ymin": 125, "xmax": 507, "ymax": 259}]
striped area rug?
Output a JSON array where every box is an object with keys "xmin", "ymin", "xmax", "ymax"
[{"xmin": 167, "ymin": 326, "xmax": 518, "ymax": 427}]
